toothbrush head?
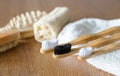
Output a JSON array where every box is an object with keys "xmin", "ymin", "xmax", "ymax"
[
  {"xmin": 54, "ymin": 43, "xmax": 71, "ymax": 55},
  {"xmin": 40, "ymin": 39, "xmax": 58, "ymax": 54}
]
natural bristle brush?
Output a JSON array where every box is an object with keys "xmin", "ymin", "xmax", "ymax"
[
  {"xmin": 40, "ymin": 26, "xmax": 120, "ymax": 54},
  {"xmin": 0, "ymin": 27, "xmax": 20, "ymax": 52},
  {"xmin": 2, "ymin": 10, "xmax": 47, "ymax": 39},
  {"xmin": 0, "ymin": 10, "xmax": 47, "ymax": 52},
  {"xmin": 52, "ymin": 26, "xmax": 120, "ymax": 58}
]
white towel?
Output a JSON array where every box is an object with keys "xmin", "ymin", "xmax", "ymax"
[{"xmin": 58, "ymin": 18, "xmax": 120, "ymax": 75}]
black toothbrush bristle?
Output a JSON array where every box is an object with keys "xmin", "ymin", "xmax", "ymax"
[{"xmin": 54, "ymin": 43, "xmax": 72, "ymax": 55}]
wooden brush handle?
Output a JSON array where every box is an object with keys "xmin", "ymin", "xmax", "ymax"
[
  {"xmin": 86, "ymin": 32, "xmax": 120, "ymax": 48},
  {"xmin": 77, "ymin": 32, "xmax": 120, "ymax": 60},
  {"xmin": 98, "ymin": 26, "xmax": 120, "ymax": 36},
  {"xmin": 76, "ymin": 32, "xmax": 120, "ymax": 59},
  {"xmin": 70, "ymin": 26, "xmax": 120, "ymax": 45},
  {"xmin": 0, "ymin": 29, "xmax": 20, "ymax": 46},
  {"xmin": 78, "ymin": 42, "xmax": 120, "ymax": 60},
  {"xmin": 53, "ymin": 26, "xmax": 120, "ymax": 59}
]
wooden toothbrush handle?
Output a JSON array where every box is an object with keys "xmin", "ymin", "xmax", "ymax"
[
  {"xmin": 98, "ymin": 26, "xmax": 120, "ymax": 36},
  {"xmin": 80, "ymin": 42, "xmax": 120, "ymax": 59},
  {"xmin": 77, "ymin": 32, "xmax": 120, "ymax": 60},
  {"xmin": 70, "ymin": 34, "xmax": 99, "ymax": 45},
  {"xmin": 70, "ymin": 26, "xmax": 120, "ymax": 45},
  {"xmin": 86, "ymin": 32, "xmax": 120, "ymax": 48}
]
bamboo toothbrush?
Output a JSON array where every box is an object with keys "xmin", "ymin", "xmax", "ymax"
[
  {"xmin": 77, "ymin": 41, "xmax": 120, "ymax": 60},
  {"xmin": 53, "ymin": 30, "xmax": 120, "ymax": 59},
  {"xmin": 40, "ymin": 26, "xmax": 120, "ymax": 54}
]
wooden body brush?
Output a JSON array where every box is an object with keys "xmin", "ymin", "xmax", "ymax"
[
  {"xmin": 40, "ymin": 26, "xmax": 120, "ymax": 54},
  {"xmin": 0, "ymin": 10, "xmax": 47, "ymax": 52},
  {"xmin": 1, "ymin": 10, "xmax": 47, "ymax": 39},
  {"xmin": 0, "ymin": 27, "xmax": 20, "ymax": 52},
  {"xmin": 53, "ymin": 26, "xmax": 120, "ymax": 59}
]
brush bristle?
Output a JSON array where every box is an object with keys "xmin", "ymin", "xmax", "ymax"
[
  {"xmin": 0, "ymin": 10, "xmax": 47, "ymax": 39},
  {"xmin": 54, "ymin": 43, "xmax": 71, "ymax": 55},
  {"xmin": 10, "ymin": 10, "xmax": 47, "ymax": 39},
  {"xmin": 0, "ymin": 41, "xmax": 18, "ymax": 52},
  {"xmin": 0, "ymin": 24, "xmax": 15, "ymax": 34}
]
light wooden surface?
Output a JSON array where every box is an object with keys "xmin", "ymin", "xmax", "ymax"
[{"xmin": 0, "ymin": 0, "xmax": 120, "ymax": 76}]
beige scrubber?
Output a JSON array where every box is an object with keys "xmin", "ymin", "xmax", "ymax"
[{"xmin": 34, "ymin": 7, "xmax": 71, "ymax": 42}]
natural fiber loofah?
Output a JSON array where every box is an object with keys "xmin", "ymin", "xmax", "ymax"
[{"xmin": 34, "ymin": 7, "xmax": 70, "ymax": 42}]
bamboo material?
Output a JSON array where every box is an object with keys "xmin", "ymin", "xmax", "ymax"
[
  {"xmin": 70, "ymin": 26, "xmax": 120, "ymax": 45},
  {"xmin": 0, "ymin": 10, "xmax": 47, "ymax": 52},
  {"xmin": 0, "ymin": 29, "xmax": 20, "ymax": 46},
  {"xmin": 53, "ymin": 32, "xmax": 120, "ymax": 59},
  {"xmin": 41, "ymin": 26, "xmax": 120, "ymax": 54},
  {"xmin": 77, "ymin": 42, "xmax": 120, "ymax": 60},
  {"xmin": 0, "ymin": 27, "xmax": 21, "ymax": 52},
  {"xmin": 0, "ymin": 10, "xmax": 47, "ymax": 39}
]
